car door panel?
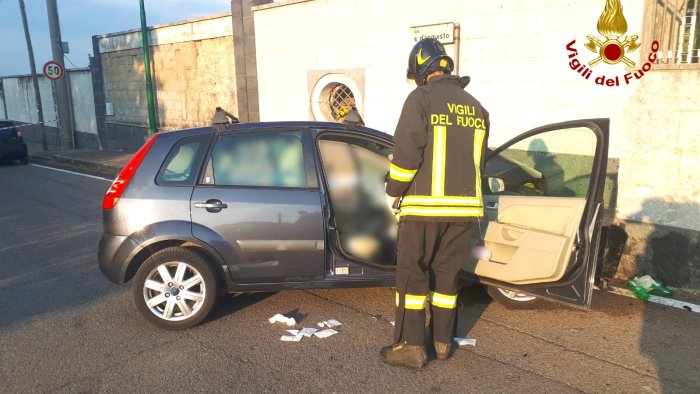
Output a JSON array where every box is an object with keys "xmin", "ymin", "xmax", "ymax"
[
  {"xmin": 472, "ymin": 196, "xmax": 586, "ymax": 284},
  {"xmin": 463, "ymin": 119, "xmax": 609, "ymax": 308},
  {"xmin": 191, "ymin": 187, "xmax": 325, "ymax": 283}
]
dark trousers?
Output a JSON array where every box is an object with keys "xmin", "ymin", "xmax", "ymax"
[{"xmin": 393, "ymin": 221, "xmax": 473, "ymax": 346}]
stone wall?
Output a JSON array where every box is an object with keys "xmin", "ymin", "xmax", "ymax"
[{"xmin": 94, "ymin": 13, "xmax": 237, "ymax": 149}]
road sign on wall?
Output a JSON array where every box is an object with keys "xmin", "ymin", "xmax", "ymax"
[
  {"xmin": 411, "ymin": 23, "xmax": 456, "ymax": 44},
  {"xmin": 43, "ymin": 61, "xmax": 64, "ymax": 81}
]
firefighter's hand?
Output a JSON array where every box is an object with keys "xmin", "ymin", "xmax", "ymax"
[{"xmin": 385, "ymin": 194, "xmax": 400, "ymax": 215}]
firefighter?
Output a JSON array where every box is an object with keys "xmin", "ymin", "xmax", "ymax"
[{"xmin": 381, "ymin": 38, "xmax": 489, "ymax": 368}]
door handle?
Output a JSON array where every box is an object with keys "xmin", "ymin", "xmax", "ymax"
[
  {"xmin": 485, "ymin": 201, "xmax": 499, "ymax": 209},
  {"xmin": 194, "ymin": 199, "xmax": 228, "ymax": 213},
  {"xmin": 194, "ymin": 202, "xmax": 228, "ymax": 209}
]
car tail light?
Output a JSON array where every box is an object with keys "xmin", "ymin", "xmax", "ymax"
[{"xmin": 102, "ymin": 134, "xmax": 159, "ymax": 210}]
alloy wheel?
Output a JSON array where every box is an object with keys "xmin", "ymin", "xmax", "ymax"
[
  {"xmin": 142, "ymin": 261, "xmax": 206, "ymax": 321},
  {"xmin": 496, "ymin": 287, "xmax": 537, "ymax": 302}
]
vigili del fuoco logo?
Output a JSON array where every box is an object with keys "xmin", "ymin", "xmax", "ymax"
[{"xmin": 565, "ymin": 0, "xmax": 659, "ymax": 87}]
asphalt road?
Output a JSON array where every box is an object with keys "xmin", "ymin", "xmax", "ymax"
[{"xmin": 1, "ymin": 163, "xmax": 699, "ymax": 393}]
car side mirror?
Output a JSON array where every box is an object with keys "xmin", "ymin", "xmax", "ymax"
[{"xmin": 488, "ymin": 177, "xmax": 505, "ymax": 193}]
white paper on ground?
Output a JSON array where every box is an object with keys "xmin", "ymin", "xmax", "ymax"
[
  {"xmin": 389, "ymin": 321, "xmax": 395, "ymax": 327},
  {"xmin": 269, "ymin": 313, "xmax": 285, "ymax": 324},
  {"xmin": 318, "ymin": 319, "xmax": 342, "ymax": 328},
  {"xmin": 299, "ymin": 327, "xmax": 317, "ymax": 337},
  {"xmin": 269, "ymin": 313, "xmax": 297, "ymax": 326},
  {"xmin": 280, "ymin": 334, "xmax": 303, "ymax": 342},
  {"xmin": 286, "ymin": 329, "xmax": 300, "ymax": 335},
  {"xmin": 314, "ymin": 329, "xmax": 339, "ymax": 338},
  {"xmin": 325, "ymin": 319, "xmax": 342, "ymax": 328},
  {"xmin": 454, "ymin": 337, "xmax": 476, "ymax": 347}
]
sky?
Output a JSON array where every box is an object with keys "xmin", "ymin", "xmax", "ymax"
[{"xmin": 0, "ymin": 0, "xmax": 231, "ymax": 76}]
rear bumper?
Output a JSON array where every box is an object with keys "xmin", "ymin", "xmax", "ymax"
[{"xmin": 98, "ymin": 233, "xmax": 139, "ymax": 284}]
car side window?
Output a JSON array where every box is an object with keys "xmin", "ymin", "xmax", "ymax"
[
  {"xmin": 485, "ymin": 127, "xmax": 598, "ymax": 198},
  {"xmin": 211, "ymin": 132, "xmax": 307, "ymax": 188},
  {"xmin": 156, "ymin": 135, "xmax": 209, "ymax": 186}
]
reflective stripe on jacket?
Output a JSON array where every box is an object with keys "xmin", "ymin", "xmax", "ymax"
[{"xmin": 386, "ymin": 74, "xmax": 490, "ymax": 222}]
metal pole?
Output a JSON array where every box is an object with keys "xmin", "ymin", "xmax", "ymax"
[
  {"xmin": 139, "ymin": 0, "xmax": 157, "ymax": 136},
  {"xmin": 46, "ymin": 0, "xmax": 75, "ymax": 150},
  {"xmin": 18, "ymin": 0, "xmax": 47, "ymax": 151},
  {"xmin": 453, "ymin": 23, "xmax": 461, "ymax": 76}
]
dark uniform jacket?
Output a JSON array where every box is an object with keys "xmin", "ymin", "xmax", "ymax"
[{"xmin": 386, "ymin": 74, "xmax": 490, "ymax": 222}]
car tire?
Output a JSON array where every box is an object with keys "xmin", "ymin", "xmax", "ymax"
[
  {"xmin": 133, "ymin": 247, "xmax": 218, "ymax": 330},
  {"xmin": 486, "ymin": 285, "xmax": 542, "ymax": 309},
  {"xmin": 20, "ymin": 156, "xmax": 28, "ymax": 165}
]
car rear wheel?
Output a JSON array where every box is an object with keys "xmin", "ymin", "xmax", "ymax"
[
  {"xmin": 133, "ymin": 247, "xmax": 217, "ymax": 330},
  {"xmin": 486, "ymin": 285, "xmax": 542, "ymax": 309},
  {"xmin": 20, "ymin": 156, "xmax": 28, "ymax": 165}
]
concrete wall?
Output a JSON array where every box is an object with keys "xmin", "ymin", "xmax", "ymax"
[
  {"xmin": 94, "ymin": 13, "xmax": 237, "ymax": 149},
  {"xmin": 252, "ymin": 0, "xmax": 700, "ymax": 288},
  {"xmin": 0, "ymin": 69, "xmax": 98, "ymax": 149}
]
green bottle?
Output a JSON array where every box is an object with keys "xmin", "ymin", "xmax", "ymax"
[
  {"xmin": 628, "ymin": 279, "xmax": 649, "ymax": 301},
  {"xmin": 634, "ymin": 275, "xmax": 674, "ymax": 298},
  {"xmin": 649, "ymin": 282, "xmax": 674, "ymax": 297}
]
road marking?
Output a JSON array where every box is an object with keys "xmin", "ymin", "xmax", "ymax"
[
  {"xmin": 607, "ymin": 286, "xmax": 699, "ymax": 313},
  {"xmin": 29, "ymin": 164, "xmax": 113, "ymax": 182}
]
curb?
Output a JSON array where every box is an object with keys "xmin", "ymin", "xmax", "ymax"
[
  {"xmin": 29, "ymin": 153, "xmax": 121, "ymax": 179},
  {"xmin": 607, "ymin": 286, "xmax": 700, "ymax": 313}
]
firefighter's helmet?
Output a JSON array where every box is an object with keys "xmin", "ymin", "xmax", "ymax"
[{"xmin": 406, "ymin": 38, "xmax": 454, "ymax": 85}]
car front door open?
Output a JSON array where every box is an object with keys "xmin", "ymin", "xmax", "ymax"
[{"xmin": 463, "ymin": 119, "xmax": 609, "ymax": 307}]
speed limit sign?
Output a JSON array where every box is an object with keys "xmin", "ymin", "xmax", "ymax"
[{"xmin": 43, "ymin": 61, "xmax": 64, "ymax": 81}]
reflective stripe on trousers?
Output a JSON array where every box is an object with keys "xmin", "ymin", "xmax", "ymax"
[{"xmin": 395, "ymin": 292, "xmax": 427, "ymax": 310}]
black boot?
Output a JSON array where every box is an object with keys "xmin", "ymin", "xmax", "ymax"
[
  {"xmin": 380, "ymin": 343, "xmax": 428, "ymax": 368},
  {"xmin": 434, "ymin": 341, "xmax": 455, "ymax": 360}
]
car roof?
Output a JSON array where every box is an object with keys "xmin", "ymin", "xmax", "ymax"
[{"xmin": 161, "ymin": 121, "xmax": 393, "ymax": 142}]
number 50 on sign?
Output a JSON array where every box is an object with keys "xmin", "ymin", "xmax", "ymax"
[{"xmin": 43, "ymin": 61, "xmax": 64, "ymax": 81}]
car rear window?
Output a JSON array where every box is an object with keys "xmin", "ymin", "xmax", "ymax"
[
  {"xmin": 156, "ymin": 134, "xmax": 210, "ymax": 186},
  {"xmin": 0, "ymin": 130, "xmax": 17, "ymax": 140}
]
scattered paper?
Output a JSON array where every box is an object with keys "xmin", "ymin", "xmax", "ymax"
[
  {"xmin": 389, "ymin": 321, "xmax": 395, "ymax": 327},
  {"xmin": 299, "ymin": 327, "xmax": 317, "ymax": 337},
  {"xmin": 286, "ymin": 329, "xmax": 300, "ymax": 335},
  {"xmin": 454, "ymin": 337, "xmax": 476, "ymax": 347},
  {"xmin": 280, "ymin": 334, "xmax": 303, "ymax": 342},
  {"xmin": 318, "ymin": 319, "xmax": 342, "ymax": 328},
  {"xmin": 314, "ymin": 329, "xmax": 339, "ymax": 338},
  {"xmin": 269, "ymin": 313, "xmax": 297, "ymax": 326}
]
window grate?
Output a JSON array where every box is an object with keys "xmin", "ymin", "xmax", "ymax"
[
  {"xmin": 652, "ymin": 0, "xmax": 700, "ymax": 64},
  {"xmin": 328, "ymin": 84, "xmax": 356, "ymax": 121}
]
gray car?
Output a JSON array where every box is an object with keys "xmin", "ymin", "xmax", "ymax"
[{"xmin": 99, "ymin": 119, "xmax": 609, "ymax": 330}]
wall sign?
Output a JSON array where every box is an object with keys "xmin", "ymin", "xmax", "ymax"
[{"xmin": 411, "ymin": 23, "xmax": 455, "ymax": 44}]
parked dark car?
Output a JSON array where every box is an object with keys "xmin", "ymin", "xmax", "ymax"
[
  {"xmin": 0, "ymin": 121, "xmax": 28, "ymax": 165},
  {"xmin": 98, "ymin": 120, "xmax": 609, "ymax": 330}
]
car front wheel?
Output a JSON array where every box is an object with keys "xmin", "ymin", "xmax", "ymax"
[
  {"xmin": 486, "ymin": 285, "xmax": 541, "ymax": 309},
  {"xmin": 133, "ymin": 247, "xmax": 217, "ymax": 330}
]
